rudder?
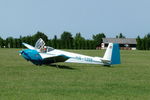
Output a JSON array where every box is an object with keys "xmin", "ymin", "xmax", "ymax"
[
  {"xmin": 111, "ymin": 43, "xmax": 121, "ymax": 64},
  {"xmin": 103, "ymin": 43, "xmax": 121, "ymax": 65}
]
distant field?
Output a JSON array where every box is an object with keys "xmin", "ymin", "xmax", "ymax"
[{"xmin": 0, "ymin": 49, "xmax": 150, "ymax": 100}]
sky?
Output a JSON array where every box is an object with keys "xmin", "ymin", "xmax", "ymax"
[{"xmin": 0, "ymin": 0, "xmax": 150, "ymax": 39}]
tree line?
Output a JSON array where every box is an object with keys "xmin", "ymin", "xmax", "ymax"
[
  {"xmin": 136, "ymin": 33, "xmax": 150, "ymax": 50},
  {"xmin": 1, "ymin": 31, "xmax": 149, "ymax": 50},
  {"xmin": 0, "ymin": 31, "xmax": 106, "ymax": 49}
]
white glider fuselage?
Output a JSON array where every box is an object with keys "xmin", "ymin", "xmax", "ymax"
[
  {"xmin": 19, "ymin": 38, "xmax": 120, "ymax": 66},
  {"xmin": 40, "ymin": 49, "xmax": 104, "ymax": 65}
]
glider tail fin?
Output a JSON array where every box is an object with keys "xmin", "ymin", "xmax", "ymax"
[{"xmin": 103, "ymin": 43, "xmax": 121, "ymax": 65}]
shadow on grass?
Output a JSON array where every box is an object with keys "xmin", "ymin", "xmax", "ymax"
[{"xmin": 46, "ymin": 64, "xmax": 76, "ymax": 70}]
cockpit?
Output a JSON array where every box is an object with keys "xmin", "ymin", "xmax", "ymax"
[{"xmin": 40, "ymin": 46, "xmax": 54, "ymax": 53}]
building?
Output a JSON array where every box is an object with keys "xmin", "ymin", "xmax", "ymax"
[{"xmin": 100, "ymin": 38, "xmax": 137, "ymax": 50}]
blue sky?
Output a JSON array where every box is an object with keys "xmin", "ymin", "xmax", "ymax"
[{"xmin": 0, "ymin": 0, "xmax": 150, "ymax": 39}]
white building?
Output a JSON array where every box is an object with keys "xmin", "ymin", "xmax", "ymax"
[{"xmin": 100, "ymin": 38, "xmax": 137, "ymax": 50}]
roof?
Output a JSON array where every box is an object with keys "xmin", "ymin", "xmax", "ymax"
[{"xmin": 102, "ymin": 38, "xmax": 137, "ymax": 44}]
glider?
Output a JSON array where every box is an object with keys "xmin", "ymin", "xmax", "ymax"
[{"xmin": 19, "ymin": 38, "xmax": 121, "ymax": 66}]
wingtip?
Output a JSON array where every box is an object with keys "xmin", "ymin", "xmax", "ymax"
[{"xmin": 22, "ymin": 43, "xmax": 26, "ymax": 45}]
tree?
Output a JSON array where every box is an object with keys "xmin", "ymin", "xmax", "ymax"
[
  {"xmin": 52, "ymin": 35, "xmax": 58, "ymax": 48},
  {"xmin": 18, "ymin": 36, "xmax": 22, "ymax": 48},
  {"xmin": 85, "ymin": 40, "xmax": 94, "ymax": 49},
  {"xmin": 32, "ymin": 31, "xmax": 48, "ymax": 45},
  {"xmin": 93, "ymin": 33, "xmax": 106, "ymax": 48},
  {"xmin": 116, "ymin": 33, "xmax": 126, "ymax": 38},
  {"xmin": 136, "ymin": 33, "xmax": 150, "ymax": 50},
  {"xmin": 144, "ymin": 33, "xmax": 150, "ymax": 50},
  {"xmin": 47, "ymin": 39, "xmax": 52, "ymax": 47},
  {"xmin": 0, "ymin": 37, "xmax": 4, "ymax": 48},
  {"xmin": 84, "ymin": 40, "xmax": 88, "ymax": 49},
  {"xmin": 56, "ymin": 39, "xmax": 62, "ymax": 49},
  {"xmin": 6, "ymin": 37, "xmax": 14, "ymax": 48},
  {"xmin": 21, "ymin": 36, "xmax": 33, "ymax": 46},
  {"xmin": 136, "ymin": 36, "xmax": 142, "ymax": 50},
  {"xmin": 61, "ymin": 31, "xmax": 73, "ymax": 49},
  {"xmin": 13, "ymin": 38, "xmax": 17, "ymax": 48},
  {"xmin": 141, "ymin": 39, "xmax": 146, "ymax": 50},
  {"xmin": 74, "ymin": 33, "xmax": 85, "ymax": 49}
]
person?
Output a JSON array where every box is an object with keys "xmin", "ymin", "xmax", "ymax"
[{"xmin": 44, "ymin": 46, "xmax": 47, "ymax": 53}]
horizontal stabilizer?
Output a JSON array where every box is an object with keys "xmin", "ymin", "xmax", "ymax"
[{"xmin": 101, "ymin": 58, "xmax": 111, "ymax": 64}]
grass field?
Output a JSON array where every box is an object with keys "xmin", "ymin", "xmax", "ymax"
[{"xmin": 0, "ymin": 49, "xmax": 150, "ymax": 100}]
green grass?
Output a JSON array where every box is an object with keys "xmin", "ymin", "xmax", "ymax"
[{"xmin": 0, "ymin": 49, "xmax": 150, "ymax": 100}]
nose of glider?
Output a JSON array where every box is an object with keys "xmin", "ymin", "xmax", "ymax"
[
  {"xmin": 19, "ymin": 50, "xmax": 23, "ymax": 54},
  {"xmin": 19, "ymin": 49, "xmax": 42, "ymax": 61},
  {"xmin": 19, "ymin": 50, "xmax": 31, "ymax": 60}
]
